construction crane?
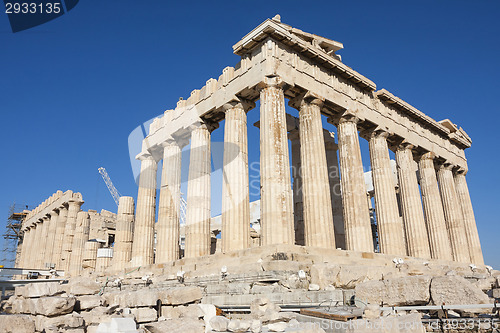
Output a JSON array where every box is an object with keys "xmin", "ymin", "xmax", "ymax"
[{"xmin": 98, "ymin": 167, "xmax": 121, "ymax": 206}]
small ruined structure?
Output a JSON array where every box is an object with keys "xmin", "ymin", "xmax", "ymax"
[{"xmin": 17, "ymin": 190, "xmax": 117, "ymax": 276}]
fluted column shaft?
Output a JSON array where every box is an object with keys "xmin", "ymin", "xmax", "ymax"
[
  {"xmin": 325, "ymin": 132, "xmax": 345, "ymax": 249},
  {"xmin": 454, "ymin": 171, "xmax": 484, "ymax": 264},
  {"xmin": 259, "ymin": 77, "xmax": 294, "ymax": 245},
  {"xmin": 222, "ymin": 102, "xmax": 251, "ymax": 252},
  {"xmin": 60, "ymin": 201, "xmax": 83, "ymax": 271},
  {"xmin": 395, "ymin": 144, "xmax": 431, "ymax": 259},
  {"xmin": 418, "ymin": 153, "xmax": 453, "ymax": 260},
  {"xmin": 69, "ymin": 211, "xmax": 90, "ymax": 276},
  {"xmin": 369, "ymin": 131, "xmax": 406, "ymax": 255},
  {"xmin": 290, "ymin": 130, "xmax": 304, "ymax": 246},
  {"xmin": 336, "ymin": 116, "xmax": 373, "ymax": 252},
  {"xmin": 297, "ymin": 95, "xmax": 335, "ymax": 248},
  {"xmin": 185, "ymin": 123, "xmax": 212, "ymax": 258},
  {"xmin": 437, "ymin": 164, "xmax": 470, "ymax": 263},
  {"xmin": 157, "ymin": 142, "xmax": 183, "ymax": 262},
  {"xmin": 131, "ymin": 156, "xmax": 158, "ymax": 265},
  {"xmin": 45, "ymin": 210, "xmax": 59, "ymax": 266},
  {"xmin": 28, "ymin": 223, "xmax": 41, "ymax": 268},
  {"xmin": 38, "ymin": 217, "xmax": 50, "ymax": 269},
  {"xmin": 52, "ymin": 206, "xmax": 68, "ymax": 268},
  {"xmin": 113, "ymin": 196, "xmax": 135, "ymax": 269},
  {"xmin": 82, "ymin": 241, "xmax": 100, "ymax": 271},
  {"xmin": 19, "ymin": 229, "xmax": 29, "ymax": 268}
]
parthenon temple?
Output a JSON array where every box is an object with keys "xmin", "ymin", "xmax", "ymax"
[{"xmin": 16, "ymin": 15, "xmax": 483, "ymax": 277}]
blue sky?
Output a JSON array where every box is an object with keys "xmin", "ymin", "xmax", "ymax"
[{"xmin": 1, "ymin": 1, "xmax": 499, "ymax": 268}]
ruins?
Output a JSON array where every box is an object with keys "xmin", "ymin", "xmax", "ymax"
[{"xmin": 2, "ymin": 15, "xmax": 498, "ymax": 333}]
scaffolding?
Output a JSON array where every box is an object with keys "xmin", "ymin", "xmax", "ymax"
[{"xmin": 1, "ymin": 204, "xmax": 29, "ymax": 267}]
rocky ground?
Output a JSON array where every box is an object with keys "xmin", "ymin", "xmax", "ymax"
[{"xmin": 1, "ymin": 246, "xmax": 499, "ymax": 332}]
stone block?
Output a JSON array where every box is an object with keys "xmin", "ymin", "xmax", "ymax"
[
  {"xmin": 430, "ymin": 276, "xmax": 490, "ymax": 306},
  {"xmin": 104, "ymin": 290, "xmax": 160, "ymax": 307},
  {"xmin": 35, "ymin": 312, "xmax": 84, "ymax": 331},
  {"xmin": 0, "ymin": 314, "xmax": 35, "ymax": 333},
  {"xmin": 228, "ymin": 319, "xmax": 251, "ymax": 332},
  {"xmin": 130, "ymin": 307, "xmax": 157, "ymax": 323},
  {"xmin": 95, "ymin": 317, "xmax": 138, "ymax": 333},
  {"xmin": 492, "ymin": 288, "xmax": 500, "ymax": 299},
  {"xmin": 355, "ymin": 276, "xmax": 431, "ymax": 306},
  {"xmin": 206, "ymin": 282, "xmax": 251, "ymax": 295},
  {"xmin": 64, "ymin": 277, "xmax": 101, "ymax": 295},
  {"xmin": 77, "ymin": 295, "xmax": 103, "ymax": 310},
  {"xmin": 143, "ymin": 318, "xmax": 204, "ymax": 333},
  {"xmin": 11, "ymin": 296, "xmax": 76, "ymax": 316},
  {"xmin": 262, "ymin": 260, "xmax": 300, "ymax": 273},
  {"xmin": 210, "ymin": 316, "xmax": 230, "ymax": 331},
  {"xmin": 250, "ymin": 283, "xmax": 287, "ymax": 294},
  {"xmin": 163, "ymin": 286, "xmax": 203, "ymax": 305},
  {"xmin": 16, "ymin": 282, "xmax": 62, "ymax": 298}
]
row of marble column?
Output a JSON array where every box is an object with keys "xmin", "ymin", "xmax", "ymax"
[
  {"xmin": 130, "ymin": 76, "xmax": 483, "ymax": 266},
  {"xmin": 18, "ymin": 199, "xmax": 90, "ymax": 272}
]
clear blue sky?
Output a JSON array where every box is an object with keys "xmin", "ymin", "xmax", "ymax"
[{"xmin": 1, "ymin": 1, "xmax": 499, "ymax": 268}]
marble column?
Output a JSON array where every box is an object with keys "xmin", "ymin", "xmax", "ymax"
[
  {"xmin": 157, "ymin": 143, "xmax": 183, "ymax": 263},
  {"xmin": 437, "ymin": 163, "xmax": 470, "ymax": 263},
  {"xmin": 324, "ymin": 131, "xmax": 345, "ymax": 250},
  {"xmin": 185, "ymin": 122, "xmax": 213, "ymax": 258},
  {"xmin": 336, "ymin": 114, "xmax": 373, "ymax": 252},
  {"xmin": 131, "ymin": 156, "xmax": 158, "ymax": 265},
  {"xmin": 418, "ymin": 153, "xmax": 453, "ymax": 261},
  {"xmin": 369, "ymin": 130, "xmax": 406, "ymax": 255},
  {"xmin": 395, "ymin": 143, "xmax": 431, "ymax": 259},
  {"xmin": 69, "ymin": 211, "xmax": 90, "ymax": 276},
  {"xmin": 45, "ymin": 210, "xmax": 59, "ymax": 267},
  {"xmin": 221, "ymin": 100, "xmax": 252, "ymax": 252},
  {"xmin": 28, "ymin": 223, "xmax": 41, "ymax": 268},
  {"xmin": 38, "ymin": 216, "xmax": 50, "ymax": 269},
  {"xmin": 52, "ymin": 206, "xmax": 68, "ymax": 268},
  {"xmin": 259, "ymin": 76, "xmax": 294, "ymax": 246},
  {"xmin": 82, "ymin": 241, "xmax": 100, "ymax": 271},
  {"xmin": 289, "ymin": 130, "xmax": 304, "ymax": 246},
  {"xmin": 19, "ymin": 228, "xmax": 31, "ymax": 268},
  {"xmin": 60, "ymin": 200, "xmax": 83, "ymax": 271},
  {"xmin": 454, "ymin": 170, "xmax": 484, "ymax": 265},
  {"xmin": 296, "ymin": 93, "xmax": 335, "ymax": 248},
  {"xmin": 113, "ymin": 196, "xmax": 135, "ymax": 270}
]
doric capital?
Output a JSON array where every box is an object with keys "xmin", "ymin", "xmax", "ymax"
[
  {"xmin": 200, "ymin": 118, "xmax": 219, "ymax": 133},
  {"xmin": 454, "ymin": 166, "xmax": 468, "ymax": 176},
  {"xmin": 437, "ymin": 161, "xmax": 455, "ymax": 171},
  {"xmin": 419, "ymin": 152, "xmax": 436, "ymax": 161},
  {"xmin": 396, "ymin": 140, "xmax": 416, "ymax": 152},
  {"xmin": 222, "ymin": 98, "xmax": 255, "ymax": 113},
  {"xmin": 257, "ymin": 75, "xmax": 285, "ymax": 91},
  {"xmin": 329, "ymin": 109, "xmax": 360, "ymax": 125},
  {"xmin": 49, "ymin": 210, "xmax": 59, "ymax": 218},
  {"xmin": 288, "ymin": 91, "xmax": 324, "ymax": 110}
]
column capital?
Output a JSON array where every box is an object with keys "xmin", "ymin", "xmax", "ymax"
[
  {"xmin": 222, "ymin": 98, "xmax": 255, "ymax": 113},
  {"xmin": 436, "ymin": 160, "xmax": 455, "ymax": 171},
  {"xmin": 328, "ymin": 110, "xmax": 360, "ymax": 126},
  {"xmin": 454, "ymin": 166, "xmax": 468, "ymax": 176},
  {"xmin": 49, "ymin": 210, "xmax": 59, "ymax": 218},
  {"xmin": 363, "ymin": 127, "xmax": 390, "ymax": 140},
  {"xmin": 419, "ymin": 151, "xmax": 436, "ymax": 161},
  {"xmin": 396, "ymin": 140, "xmax": 416, "ymax": 151},
  {"xmin": 257, "ymin": 75, "xmax": 285, "ymax": 91},
  {"xmin": 196, "ymin": 118, "xmax": 219, "ymax": 133},
  {"xmin": 288, "ymin": 91, "xmax": 324, "ymax": 110}
]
